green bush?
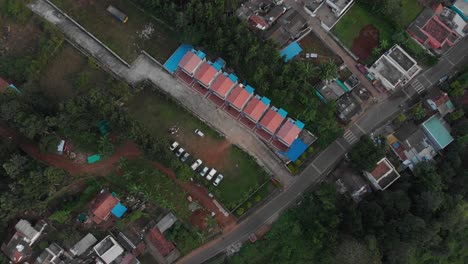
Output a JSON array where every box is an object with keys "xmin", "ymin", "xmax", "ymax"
[
  {"xmin": 236, "ymin": 207, "xmax": 245, "ymax": 216},
  {"xmin": 48, "ymin": 210, "xmax": 70, "ymax": 224}
]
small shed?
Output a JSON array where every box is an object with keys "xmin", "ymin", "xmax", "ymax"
[
  {"xmin": 111, "ymin": 202, "xmax": 128, "ymax": 218},
  {"xmin": 87, "ymin": 155, "xmax": 101, "ymax": 164}
]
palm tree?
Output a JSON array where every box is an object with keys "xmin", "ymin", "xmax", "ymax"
[{"xmin": 319, "ymin": 59, "xmax": 338, "ymax": 83}]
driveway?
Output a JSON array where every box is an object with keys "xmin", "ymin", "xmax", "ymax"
[{"xmin": 29, "ymin": 0, "xmax": 292, "ymax": 186}]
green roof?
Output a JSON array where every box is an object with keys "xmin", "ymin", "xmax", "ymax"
[
  {"xmin": 87, "ymin": 155, "xmax": 101, "ymax": 164},
  {"xmin": 422, "ymin": 116, "xmax": 454, "ymax": 150}
]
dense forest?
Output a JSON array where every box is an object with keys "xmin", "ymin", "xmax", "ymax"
[{"xmin": 133, "ymin": 0, "xmax": 342, "ymax": 146}]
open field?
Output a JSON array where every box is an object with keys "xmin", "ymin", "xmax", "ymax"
[
  {"xmin": 127, "ymin": 89, "xmax": 271, "ymax": 210},
  {"xmin": 39, "ymin": 44, "xmax": 110, "ymax": 101},
  {"xmin": 52, "ymin": 0, "xmax": 179, "ymax": 62},
  {"xmin": 299, "ymin": 31, "xmax": 343, "ymax": 66},
  {"xmin": 401, "ymin": 0, "xmax": 424, "ymax": 27}
]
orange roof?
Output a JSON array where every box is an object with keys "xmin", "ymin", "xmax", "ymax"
[
  {"xmin": 243, "ymin": 96, "xmax": 268, "ymax": 122},
  {"xmin": 0, "ymin": 77, "xmax": 9, "ymax": 93},
  {"xmin": 259, "ymin": 108, "xmax": 285, "ymax": 134},
  {"xmin": 276, "ymin": 120, "xmax": 301, "ymax": 146},
  {"xmin": 195, "ymin": 62, "xmax": 219, "ymax": 87},
  {"xmin": 90, "ymin": 192, "xmax": 119, "ymax": 224},
  {"xmin": 179, "ymin": 52, "xmax": 202, "ymax": 75},
  {"xmin": 145, "ymin": 228, "xmax": 175, "ymax": 257},
  {"xmin": 211, "ymin": 74, "xmax": 235, "ymax": 98},
  {"xmin": 371, "ymin": 160, "xmax": 391, "ymax": 180},
  {"xmin": 433, "ymin": 93, "xmax": 449, "ymax": 107},
  {"xmin": 226, "ymin": 85, "xmax": 252, "ymax": 110}
]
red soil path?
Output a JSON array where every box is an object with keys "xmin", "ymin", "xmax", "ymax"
[
  {"xmin": 351, "ymin": 24, "xmax": 380, "ymax": 61},
  {"xmin": 0, "ymin": 122, "xmax": 236, "ymax": 229}
]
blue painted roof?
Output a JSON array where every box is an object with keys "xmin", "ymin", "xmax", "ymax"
[
  {"xmin": 261, "ymin": 96, "xmax": 271, "ymax": 106},
  {"xmin": 245, "ymin": 85, "xmax": 255, "ymax": 94},
  {"xmin": 213, "ymin": 57, "xmax": 226, "ymax": 70},
  {"xmin": 278, "ymin": 108, "xmax": 288, "ymax": 117},
  {"xmin": 315, "ymin": 89, "xmax": 328, "ymax": 103},
  {"xmin": 196, "ymin": 50, "xmax": 206, "ymax": 59},
  {"xmin": 422, "ymin": 115, "xmax": 454, "ymax": 149},
  {"xmin": 284, "ymin": 139, "xmax": 308, "ymax": 162},
  {"xmin": 228, "ymin": 73, "xmax": 238, "ymax": 83},
  {"xmin": 295, "ymin": 120, "xmax": 305, "ymax": 129},
  {"xmin": 163, "ymin": 44, "xmax": 193, "ymax": 74},
  {"xmin": 280, "ymin": 41, "xmax": 303, "ymax": 62},
  {"xmin": 212, "ymin": 62, "xmax": 223, "ymax": 71},
  {"xmin": 111, "ymin": 202, "xmax": 127, "ymax": 218}
]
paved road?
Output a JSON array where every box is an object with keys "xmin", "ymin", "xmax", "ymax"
[
  {"xmin": 28, "ymin": 1, "xmax": 468, "ymax": 263},
  {"xmin": 29, "ymin": 0, "xmax": 292, "ymax": 185}
]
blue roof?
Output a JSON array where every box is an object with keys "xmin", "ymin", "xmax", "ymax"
[
  {"xmin": 278, "ymin": 108, "xmax": 288, "ymax": 117},
  {"xmin": 295, "ymin": 120, "xmax": 305, "ymax": 129},
  {"xmin": 261, "ymin": 96, "xmax": 271, "ymax": 106},
  {"xmin": 163, "ymin": 44, "xmax": 193, "ymax": 74},
  {"xmin": 280, "ymin": 41, "xmax": 303, "ymax": 62},
  {"xmin": 422, "ymin": 115, "xmax": 454, "ymax": 150},
  {"xmin": 283, "ymin": 139, "xmax": 308, "ymax": 162},
  {"xmin": 315, "ymin": 89, "xmax": 328, "ymax": 103},
  {"xmin": 212, "ymin": 57, "xmax": 226, "ymax": 70},
  {"xmin": 196, "ymin": 50, "xmax": 206, "ymax": 59},
  {"xmin": 245, "ymin": 85, "xmax": 255, "ymax": 94},
  {"xmin": 111, "ymin": 202, "xmax": 127, "ymax": 218},
  {"xmin": 228, "ymin": 73, "xmax": 238, "ymax": 83}
]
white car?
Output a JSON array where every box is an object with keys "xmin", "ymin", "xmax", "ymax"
[
  {"xmin": 194, "ymin": 129, "xmax": 205, "ymax": 137},
  {"xmin": 175, "ymin": 147, "xmax": 184, "ymax": 157},
  {"xmin": 170, "ymin": 141, "xmax": 179, "ymax": 151},
  {"xmin": 181, "ymin": 152, "xmax": 190, "ymax": 162},
  {"xmin": 199, "ymin": 167, "xmax": 209, "ymax": 177},
  {"xmin": 206, "ymin": 169, "xmax": 217, "ymax": 181},
  {"xmin": 213, "ymin": 174, "xmax": 224, "ymax": 186},
  {"xmin": 191, "ymin": 159, "xmax": 202, "ymax": 171}
]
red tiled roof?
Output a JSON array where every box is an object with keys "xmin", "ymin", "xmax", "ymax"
[
  {"xmin": 371, "ymin": 161, "xmax": 391, "ymax": 180},
  {"xmin": 226, "ymin": 85, "xmax": 252, "ymax": 110},
  {"xmin": 90, "ymin": 192, "xmax": 119, "ymax": 224},
  {"xmin": 145, "ymin": 228, "xmax": 175, "ymax": 257},
  {"xmin": 249, "ymin": 15, "xmax": 268, "ymax": 29},
  {"xmin": 276, "ymin": 120, "xmax": 301, "ymax": 146},
  {"xmin": 433, "ymin": 93, "xmax": 449, "ymax": 107},
  {"xmin": 179, "ymin": 52, "xmax": 202, "ymax": 75},
  {"xmin": 211, "ymin": 74, "xmax": 235, "ymax": 98},
  {"xmin": 0, "ymin": 77, "xmax": 9, "ymax": 93},
  {"xmin": 259, "ymin": 108, "xmax": 285, "ymax": 134},
  {"xmin": 243, "ymin": 96, "xmax": 268, "ymax": 122},
  {"xmin": 195, "ymin": 62, "xmax": 219, "ymax": 87},
  {"xmin": 423, "ymin": 17, "xmax": 451, "ymax": 44}
]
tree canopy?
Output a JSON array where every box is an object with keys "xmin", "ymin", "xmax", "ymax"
[{"xmin": 348, "ymin": 136, "xmax": 385, "ymax": 171}]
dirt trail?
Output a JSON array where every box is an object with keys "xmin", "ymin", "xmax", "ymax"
[{"xmin": 0, "ymin": 122, "xmax": 236, "ymax": 229}]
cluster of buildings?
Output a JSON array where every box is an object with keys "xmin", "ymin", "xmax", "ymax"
[
  {"xmin": 164, "ymin": 44, "xmax": 316, "ymax": 163},
  {"xmin": 237, "ymin": 0, "xmax": 310, "ymax": 48},
  {"xmin": 305, "ymin": 0, "xmax": 355, "ymax": 31},
  {"xmin": 1, "ymin": 190, "xmax": 181, "ymax": 264}
]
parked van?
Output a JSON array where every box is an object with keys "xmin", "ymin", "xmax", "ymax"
[
  {"xmin": 206, "ymin": 169, "xmax": 217, "ymax": 181},
  {"xmin": 191, "ymin": 159, "xmax": 202, "ymax": 171}
]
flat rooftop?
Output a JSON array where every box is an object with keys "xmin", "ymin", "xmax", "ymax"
[
  {"xmin": 388, "ymin": 47, "xmax": 416, "ymax": 71},
  {"xmin": 373, "ymin": 56, "xmax": 403, "ymax": 86}
]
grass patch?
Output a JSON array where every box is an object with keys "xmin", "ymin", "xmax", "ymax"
[
  {"xmin": 109, "ymin": 158, "xmax": 191, "ymax": 221},
  {"xmin": 401, "ymin": 0, "xmax": 424, "ymax": 27},
  {"xmin": 127, "ymin": 89, "xmax": 270, "ymax": 209},
  {"xmin": 52, "ymin": 0, "xmax": 179, "ymax": 62},
  {"xmin": 332, "ymin": 4, "xmax": 394, "ymax": 49}
]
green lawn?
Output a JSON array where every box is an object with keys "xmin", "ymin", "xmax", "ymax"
[
  {"xmin": 332, "ymin": 4, "xmax": 394, "ymax": 49},
  {"xmin": 52, "ymin": 0, "xmax": 179, "ymax": 62},
  {"xmin": 401, "ymin": 0, "xmax": 424, "ymax": 27},
  {"xmin": 127, "ymin": 89, "xmax": 271, "ymax": 210}
]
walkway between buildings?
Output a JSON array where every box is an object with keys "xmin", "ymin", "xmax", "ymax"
[{"xmin": 29, "ymin": 0, "xmax": 292, "ymax": 186}]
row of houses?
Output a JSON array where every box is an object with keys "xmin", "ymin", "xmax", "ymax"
[
  {"xmin": 1, "ymin": 191, "xmax": 181, "ymax": 264},
  {"xmin": 165, "ymin": 46, "xmax": 313, "ymax": 158}
]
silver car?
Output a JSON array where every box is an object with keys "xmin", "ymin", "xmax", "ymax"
[
  {"xmin": 175, "ymin": 147, "xmax": 184, "ymax": 157},
  {"xmin": 199, "ymin": 167, "xmax": 209, "ymax": 177},
  {"xmin": 181, "ymin": 152, "xmax": 190, "ymax": 162},
  {"xmin": 213, "ymin": 174, "xmax": 224, "ymax": 186}
]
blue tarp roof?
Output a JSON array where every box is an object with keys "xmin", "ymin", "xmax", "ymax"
[
  {"xmin": 111, "ymin": 202, "xmax": 127, "ymax": 218},
  {"xmin": 283, "ymin": 138, "xmax": 308, "ymax": 162},
  {"xmin": 196, "ymin": 50, "xmax": 206, "ymax": 59},
  {"xmin": 245, "ymin": 85, "xmax": 255, "ymax": 94},
  {"xmin": 163, "ymin": 44, "xmax": 193, "ymax": 74},
  {"xmin": 213, "ymin": 57, "xmax": 226, "ymax": 70},
  {"xmin": 295, "ymin": 120, "xmax": 305, "ymax": 129},
  {"xmin": 280, "ymin": 41, "xmax": 303, "ymax": 62},
  {"xmin": 336, "ymin": 79, "xmax": 349, "ymax": 92},
  {"xmin": 261, "ymin": 96, "xmax": 271, "ymax": 105},
  {"xmin": 315, "ymin": 89, "xmax": 328, "ymax": 103},
  {"xmin": 278, "ymin": 108, "xmax": 288, "ymax": 117},
  {"xmin": 228, "ymin": 73, "xmax": 238, "ymax": 83}
]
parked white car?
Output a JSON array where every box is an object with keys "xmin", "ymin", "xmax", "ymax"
[
  {"xmin": 213, "ymin": 174, "xmax": 224, "ymax": 186},
  {"xmin": 199, "ymin": 167, "xmax": 209, "ymax": 177},
  {"xmin": 181, "ymin": 152, "xmax": 190, "ymax": 162},
  {"xmin": 194, "ymin": 129, "xmax": 205, "ymax": 137},
  {"xmin": 170, "ymin": 141, "xmax": 179, "ymax": 151},
  {"xmin": 206, "ymin": 169, "xmax": 217, "ymax": 181},
  {"xmin": 175, "ymin": 147, "xmax": 184, "ymax": 157},
  {"xmin": 191, "ymin": 159, "xmax": 202, "ymax": 171}
]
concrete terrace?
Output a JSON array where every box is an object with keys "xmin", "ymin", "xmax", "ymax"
[{"xmin": 29, "ymin": 0, "xmax": 292, "ymax": 185}]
